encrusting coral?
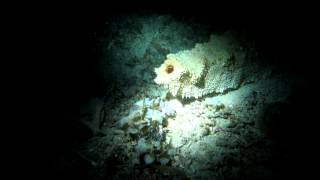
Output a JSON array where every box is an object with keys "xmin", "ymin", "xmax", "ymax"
[{"xmin": 154, "ymin": 33, "xmax": 265, "ymax": 99}]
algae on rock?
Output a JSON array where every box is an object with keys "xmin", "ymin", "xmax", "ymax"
[{"xmin": 154, "ymin": 33, "xmax": 268, "ymax": 99}]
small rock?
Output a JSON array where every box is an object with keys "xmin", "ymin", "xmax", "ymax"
[
  {"xmin": 201, "ymin": 127, "xmax": 210, "ymax": 137},
  {"xmin": 167, "ymin": 148, "xmax": 176, "ymax": 156},
  {"xmin": 144, "ymin": 154, "xmax": 155, "ymax": 165},
  {"xmin": 153, "ymin": 97, "xmax": 161, "ymax": 107},
  {"xmin": 205, "ymin": 97, "xmax": 225, "ymax": 111},
  {"xmin": 113, "ymin": 129, "xmax": 125, "ymax": 135},
  {"xmin": 127, "ymin": 127, "xmax": 139, "ymax": 134},
  {"xmin": 153, "ymin": 141, "xmax": 161, "ymax": 150},
  {"xmin": 216, "ymin": 104, "xmax": 225, "ymax": 111},
  {"xmin": 160, "ymin": 99, "xmax": 181, "ymax": 117},
  {"xmin": 137, "ymin": 123, "xmax": 148, "ymax": 130},
  {"xmin": 135, "ymin": 98, "xmax": 153, "ymax": 108},
  {"xmin": 159, "ymin": 157, "xmax": 170, "ymax": 165},
  {"xmin": 216, "ymin": 118, "xmax": 232, "ymax": 129},
  {"xmin": 160, "ymin": 92, "xmax": 169, "ymax": 100},
  {"xmin": 145, "ymin": 109, "xmax": 164, "ymax": 124},
  {"xmin": 136, "ymin": 138, "xmax": 152, "ymax": 154},
  {"xmin": 117, "ymin": 110, "xmax": 142, "ymax": 128}
]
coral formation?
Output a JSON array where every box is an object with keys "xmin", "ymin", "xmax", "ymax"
[
  {"xmin": 75, "ymin": 14, "xmax": 296, "ymax": 180},
  {"xmin": 154, "ymin": 33, "xmax": 264, "ymax": 99}
]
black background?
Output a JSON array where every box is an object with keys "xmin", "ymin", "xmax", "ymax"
[{"xmin": 17, "ymin": 2, "xmax": 318, "ymax": 179}]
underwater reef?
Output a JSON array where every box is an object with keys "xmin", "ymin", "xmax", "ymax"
[
  {"xmin": 154, "ymin": 33, "xmax": 271, "ymax": 99},
  {"xmin": 53, "ymin": 14, "xmax": 309, "ymax": 180}
]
